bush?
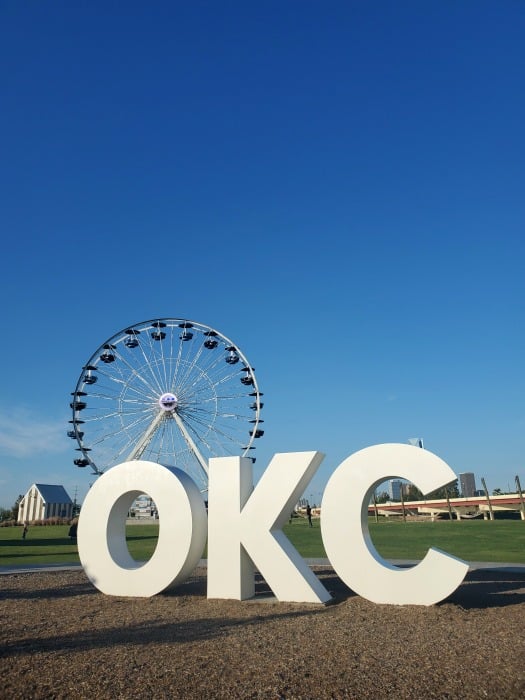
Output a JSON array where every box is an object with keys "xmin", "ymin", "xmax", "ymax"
[
  {"xmin": 0, "ymin": 519, "xmax": 17, "ymax": 528},
  {"xmin": 13, "ymin": 518, "xmax": 72, "ymax": 527}
]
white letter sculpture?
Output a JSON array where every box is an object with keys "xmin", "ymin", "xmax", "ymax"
[
  {"xmin": 78, "ymin": 460, "xmax": 207, "ymax": 596},
  {"xmin": 207, "ymin": 452, "xmax": 332, "ymax": 603},
  {"xmin": 77, "ymin": 446, "xmax": 469, "ymax": 605},
  {"xmin": 321, "ymin": 443, "xmax": 469, "ymax": 605}
]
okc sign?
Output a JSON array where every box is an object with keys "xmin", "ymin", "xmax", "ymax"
[{"xmin": 77, "ymin": 444, "xmax": 469, "ymax": 606}]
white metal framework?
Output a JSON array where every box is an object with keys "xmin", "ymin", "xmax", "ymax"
[{"xmin": 69, "ymin": 319, "xmax": 264, "ymax": 491}]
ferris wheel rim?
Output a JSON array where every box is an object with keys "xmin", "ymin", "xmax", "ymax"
[{"xmin": 70, "ymin": 318, "xmax": 263, "ymax": 484}]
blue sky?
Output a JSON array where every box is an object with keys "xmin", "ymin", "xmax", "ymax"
[{"xmin": 1, "ymin": 1, "xmax": 523, "ymax": 509}]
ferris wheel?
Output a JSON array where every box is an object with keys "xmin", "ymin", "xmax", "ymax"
[{"xmin": 69, "ymin": 319, "xmax": 264, "ymax": 492}]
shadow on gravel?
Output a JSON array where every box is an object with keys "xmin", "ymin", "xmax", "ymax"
[
  {"xmin": 163, "ymin": 568, "xmax": 357, "ymax": 604},
  {"xmin": 309, "ymin": 566, "xmax": 525, "ymax": 610},
  {"xmin": 445, "ymin": 569, "xmax": 525, "ymax": 610},
  {"xmin": 1, "ymin": 566, "xmax": 523, "ymax": 614},
  {"xmin": 0, "ymin": 607, "xmax": 324, "ymax": 658},
  {"xmin": 0, "ymin": 579, "xmax": 97, "ymax": 602},
  {"xmin": 248, "ymin": 567, "xmax": 525, "ymax": 610}
]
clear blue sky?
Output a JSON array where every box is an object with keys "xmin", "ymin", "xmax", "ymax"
[{"xmin": 1, "ymin": 1, "xmax": 524, "ymax": 509}]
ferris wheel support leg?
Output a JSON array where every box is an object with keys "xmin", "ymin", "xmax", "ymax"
[
  {"xmin": 171, "ymin": 410, "xmax": 209, "ymax": 479},
  {"xmin": 125, "ymin": 411, "xmax": 165, "ymax": 461}
]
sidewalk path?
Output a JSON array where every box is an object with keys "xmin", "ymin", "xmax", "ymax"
[{"xmin": 1, "ymin": 559, "xmax": 525, "ymax": 575}]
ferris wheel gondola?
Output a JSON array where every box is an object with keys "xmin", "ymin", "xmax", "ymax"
[{"xmin": 69, "ymin": 319, "xmax": 264, "ymax": 492}]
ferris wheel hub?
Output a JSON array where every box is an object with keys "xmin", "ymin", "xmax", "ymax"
[{"xmin": 158, "ymin": 392, "xmax": 178, "ymax": 411}]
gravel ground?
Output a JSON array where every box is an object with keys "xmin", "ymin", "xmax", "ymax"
[{"xmin": 1, "ymin": 567, "xmax": 524, "ymax": 699}]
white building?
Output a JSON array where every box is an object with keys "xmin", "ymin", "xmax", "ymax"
[
  {"xmin": 18, "ymin": 484, "xmax": 74, "ymax": 523},
  {"xmin": 459, "ymin": 472, "xmax": 477, "ymax": 498},
  {"xmin": 130, "ymin": 494, "xmax": 157, "ymax": 518},
  {"xmin": 388, "ymin": 479, "xmax": 402, "ymax": 501}
]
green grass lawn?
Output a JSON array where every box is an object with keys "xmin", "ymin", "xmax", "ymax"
[
  {"xmin": 0, "ymin": 525, "xmax": 81, "ymax": 566},
  {"xmin": 368, "ymin": 518, "xmax": 525, "ymax": 562},
  {"xmin": 285, "ymin": 516, "xmax": 525, "ymax": 562},
  {"xmin": 0, "ymin": 524, "xmax": 160, "ymax": 566},
  {"xmin": 0, "ymin": 517, "xmax": 524, "ymax": 567}
]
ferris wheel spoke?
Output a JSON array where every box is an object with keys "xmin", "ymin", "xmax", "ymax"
[
  {"xmin": 100, "ymin": 432, "xmax": 146, "ymax": 467},
  {"xmin": 125, "ymin": 338, "xmax": 165, "ymax": 397},
  {"xmin": 173, "ymin": 339, "xmax": 206, "ymax": 394},
  {"xmin": 179, "ymin": 421, "xmax": 216, "ymax": 460},
  {"xmin": 84, "ymin": 384, "xmax": 156, "ymax": 407},
  {"xmin": 86, "ymin": 410, "xmax": 152, "ymax": 446},
  {"xmin": 124, "ymin": 327, "xmax": 166, "ymax": 397},
  {"xmin": 71, "ymin": 318, "xmax": 263, "ymax": 486},
  {"xmin": 152, "ymin": 327, "xmax": 170, "ymax": 391},
  {"xmin": 183, "ymin": 409, "xmax": 248, "ymax": 448},
  {"xmin": 177, "ymin": 367, "xmax": 223, "ymax": 403},
  {"xmin": 176, "ymin": 405, "xmax": 247, "ymax": 450},
  {"xmin": 108, "ymin": 353, "xmax": 165, "ymax": 400},
  {"xmin": 173, "ymin": 331, "xmax": 185, "ymax": 388},
  {"xmin": 174, "ymin": 340, "xmax": 228, "ymax": 389},
  {"xmin": 176, "ymin": 359, "xmax": 239, "ymax": 399}
]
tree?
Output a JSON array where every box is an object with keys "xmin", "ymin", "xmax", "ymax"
[
  {"xmin": 427, "ymin": 479, "xmax": 459, "ymax": 500},
  {"xmin": 374, "ymin": 491, "xmax": 390, "ymax": 504},
  {"xmin": 403, "ymin": 479, "xmax": 459, "ymax": 501},
  {"xmin": 492, "ymin": 487, "xmax": 503, "ymax": 496},
  {"xmin": 10, "ymin": 494, "xmax": 23, "ymax": 521},
  {"xmin": 405, "ymin": 484, "xmax": 423, "ymax": 501}
]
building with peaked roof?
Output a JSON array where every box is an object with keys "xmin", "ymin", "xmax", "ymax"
[{"xmin": 18, "ymin": 484, "xmax": 74, "ymax": 523}]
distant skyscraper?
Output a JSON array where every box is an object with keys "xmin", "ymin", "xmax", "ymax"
[
  {"xmin": 459, "ymin": 472, "xmax": 476, "ymax": 498},
  {"xmin": 388, "ymin": 479, "xmax": 402, "ymax": 501}
]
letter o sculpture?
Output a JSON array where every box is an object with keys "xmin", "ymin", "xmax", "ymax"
[{"xmin": 77, "ymin": 460, "xmax": 207, "ymax": 596}]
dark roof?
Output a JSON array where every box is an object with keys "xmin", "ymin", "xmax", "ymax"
[{"xmin": 33, "ymin": 484, "xmax": 73, "ymax": 504}]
